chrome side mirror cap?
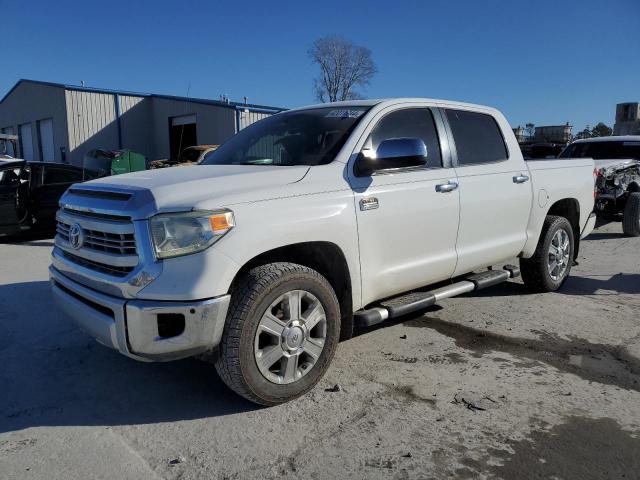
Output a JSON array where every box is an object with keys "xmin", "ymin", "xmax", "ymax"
[{"xmin": 355, "ymin": 138, "xmax": 428, "ymax": 176}]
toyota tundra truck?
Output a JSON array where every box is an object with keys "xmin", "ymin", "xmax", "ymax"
[{"xmin": 50, "ymin": 99, "xmax": 597, "ymax": 405}]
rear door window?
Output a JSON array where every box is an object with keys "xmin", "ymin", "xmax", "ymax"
[
  {"xmin": 446, "ymin": 109, "xmax": 508, "ymax": 165},
  {"xmin": 43, "ymin": 166, "xmax": 83, "ymax": 184}
]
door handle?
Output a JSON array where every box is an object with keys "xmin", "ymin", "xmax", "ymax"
[
  {"xmin": 435, "ymin": 180, "xmax": 459, "ymax": 193},
  {"xmin": 513, "ymin": 174, "xmax": 530, "ymax": 184}
]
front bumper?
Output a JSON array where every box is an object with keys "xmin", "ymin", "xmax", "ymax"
[{"xmin": 50, "ymin": 266, "xmax": 231, "ymax": 361}]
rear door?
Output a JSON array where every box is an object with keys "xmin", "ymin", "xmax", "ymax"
[
  {"xmin": 442, "ymin": 107, "xmax": 533, "ymax": 276},
  {"xmin": 349, "ymin": 105, "xmax": 460, "ymax": 305}
]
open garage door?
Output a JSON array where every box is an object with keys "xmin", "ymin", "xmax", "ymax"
[{"xmin": 169, "ymin": 114, "xmax": 197, "ymax": 160}]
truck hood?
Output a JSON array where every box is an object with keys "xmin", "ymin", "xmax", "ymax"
[{"xmin": 67, "ymin": 165, "xmax": 310, "ymax": 219}]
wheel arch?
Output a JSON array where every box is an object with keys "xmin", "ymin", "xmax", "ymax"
[{"xmin": 230, "ymin": 241, "xmax": 355, "ymax": 340}]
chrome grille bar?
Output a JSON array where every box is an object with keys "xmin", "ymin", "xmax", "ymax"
[{"xmin": 55, "ymin": 203, "xmax": 140, "ymax": 277}]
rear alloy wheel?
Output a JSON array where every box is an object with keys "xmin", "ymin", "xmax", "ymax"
[
  {"xmin": 215, "ymin": 263, "xmax": 340, "ymax": 405},
  {"xmin": 521, "ymin": 215, "xmax": 574, "ymax": 292},
  {"xmin": 547, "ymin": 228, "xmax": 571, "ymax": 282}
]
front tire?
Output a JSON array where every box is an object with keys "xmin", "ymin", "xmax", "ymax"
[
  {"xmin": 215, "ymin": 262, "xmax": 340, "ymax": 405},
  {"xmin": 622, "ymin": 192, "xmax": 640, "ymax": 237},
  {"xmin": 520, "ymin": 215, "xmax": 574, "ymax": 292}
]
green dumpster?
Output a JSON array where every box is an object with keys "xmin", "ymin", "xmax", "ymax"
[{"xmin": 83, "ymin": 149, "xmax": 148, "ymax": 179}]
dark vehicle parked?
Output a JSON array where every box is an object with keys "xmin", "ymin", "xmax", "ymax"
[
  {"xmin": 526, "ymin": 142, "xmax": 565, "ymax": 159},
  {"xmin": 0, "ymin": 160, "xmax": 83, "ymax": 235}
]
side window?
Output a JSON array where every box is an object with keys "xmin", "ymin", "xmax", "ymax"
[
  {"xmin": 365, "ymin": 108, "xmax": 443, "ymax": 169},
  {"xmin": 446, "ymin": 109, "xmax": 508, "ymax": 165},
  {"xmin": 43, "ymin": 166, "xmax": 83, "ymax": 185}
]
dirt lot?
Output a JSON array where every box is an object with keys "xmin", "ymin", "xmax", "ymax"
[{"xmin": 1, "ymin": 222, "xmax": 640, "ymax": 480}]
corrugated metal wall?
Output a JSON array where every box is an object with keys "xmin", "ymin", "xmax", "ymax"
[
  {"xmin": 237, "ymin": 108, "xmax": 272, "ymax": 131},
  {"xmin": 118, "ymin": 95, "xmax": 145, "ymax": 115},
  {"xmin": 117, "ymin": 94, "xmax": 154, "ymax": 159},
  {"xmin": 0, "ymin": 82, "xmax": 68, "ymax": 162},
  {"xmin": 150, "ymin": 98, "xmax": 237, "ymax": 159},
  {"xmin": 65, "ymin": 90, "xmax": 119, "ymax": 164}
]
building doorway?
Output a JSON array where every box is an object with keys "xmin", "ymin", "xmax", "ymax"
[{"xmin": 169, "ymin": 114, "xmax": 197, "ymax": 160}]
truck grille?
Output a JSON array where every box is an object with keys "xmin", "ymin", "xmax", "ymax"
[
  {"xmin": 61, "ymin": 251, "xmax": 135, "ymax": 277},
  {"xmin": 55, "ymin": 206, "xmax": 139, "ymax": 277},
  {"xmin": 56, "ymin": 222, "xmax": 136, "ymax": 255}
]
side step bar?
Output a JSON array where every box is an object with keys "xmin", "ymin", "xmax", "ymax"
[{"xmin": 354, "ymin": 265, "xmax": 520, "ymax": 328}]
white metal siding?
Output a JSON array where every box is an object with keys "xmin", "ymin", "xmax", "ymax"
[
  {"xmin": 237, "ymin": 109, "xmax": 271, "ymax": 131},
  {"xmin": 118, "ymin": 95, "xmax": 146, "ymax": 115},
  {"xmin": 65, "ymin": 90, "xmax": 119, "ymax": 164}
]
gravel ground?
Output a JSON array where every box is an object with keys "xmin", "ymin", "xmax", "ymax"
[{"xmin": 1, "ymin": 221, "xmax": 639, "ymax": 479}]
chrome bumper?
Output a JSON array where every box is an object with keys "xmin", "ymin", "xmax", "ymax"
[{"xmin": 50, "ymin": 266, "xmax": 231, "ymax": 361}]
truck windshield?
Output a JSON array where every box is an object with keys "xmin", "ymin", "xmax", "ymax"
[
  {"xmin": 560, "ymin": 141, "xmax": 640, "ymax": 160},
  {"xmin": 201, "ymin": 107, "xmax": 370, "ymax": 167}
]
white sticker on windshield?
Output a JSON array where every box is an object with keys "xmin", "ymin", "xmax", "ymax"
[{"xmin": 325, "ymin": 109, "xmax": 365, "ymax": 119}]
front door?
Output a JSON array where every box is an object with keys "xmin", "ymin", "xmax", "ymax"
[
  {"xmin": 349, "ymin": 106, "xmax": 460, "ymax": 306},
  {"xmin": 442, "ymin": 108, "xmax": 533, "ymax": 276}
]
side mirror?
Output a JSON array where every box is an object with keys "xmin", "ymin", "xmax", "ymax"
[{"xmin": 355, "ymin": 138, "xmax": 428, "ymax": 176}]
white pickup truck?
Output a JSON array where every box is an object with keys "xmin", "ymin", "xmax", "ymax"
[{"xmin": 50, "ymin": 99, "xmax": 596, "ymax": 405}]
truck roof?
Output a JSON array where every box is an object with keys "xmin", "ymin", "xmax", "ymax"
[
  {"xmin": 287, "ymin": 98, "xmax": 501, "ymax": 114},
  {"xmin": 571, "ymin": 135, "xmax": 640, "ymax": 144}
]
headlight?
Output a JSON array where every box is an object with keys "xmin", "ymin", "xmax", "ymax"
[{"xmin": 150, "ymin": 210, "xmax": 235, "ymax": 259}]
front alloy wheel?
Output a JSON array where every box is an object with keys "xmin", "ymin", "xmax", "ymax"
[
  {"xmin": 215, "ymin": 262, "xmax": 340, "ymax": 405},
  {"xmin": 254, "ymin": 290, "xmax": 327, "ymax": 384}
]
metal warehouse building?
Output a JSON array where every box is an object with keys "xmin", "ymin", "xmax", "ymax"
[{"xmin": 0, "ymin": 79, "xmax": 284, "ymax": 165}]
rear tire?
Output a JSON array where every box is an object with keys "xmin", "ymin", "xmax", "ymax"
[
  {"xmin": 520, "ymin": 215, "xmax": 574, "ymax": 292},
  {"xmin": 215, "ymin": 262, "xmax": 340, "ymax": 406},
  {"xmin": 622, "ymin": 192, "xmax": 640, "ymax": 237}
]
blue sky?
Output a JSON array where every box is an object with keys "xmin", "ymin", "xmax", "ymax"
[{"xmin": 2, "ymin": 0, "xmax": 639, "ymax": 131}]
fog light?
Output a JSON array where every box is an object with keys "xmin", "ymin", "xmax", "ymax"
[{"xmin": 157, "ymin": 313, "xmax": 185, "ymax": 338}]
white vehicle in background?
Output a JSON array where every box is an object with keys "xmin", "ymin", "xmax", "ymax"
[
  {"xmin": 50, "ymin": 99, "xmax": 596, "ymax": 405},
  {"xmin": 559, "ymin": 136, "xmax": 640, "ymax": 236}
]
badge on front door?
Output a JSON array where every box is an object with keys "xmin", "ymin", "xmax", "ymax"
[{"xmin": 360, "ymin": 197, "xmax": 379, "ymax": 211}]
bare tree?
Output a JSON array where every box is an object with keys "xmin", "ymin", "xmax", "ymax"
[
  {"xmin": 308, "ymin": 36, "xmax": 377, "ymax": 102},
  {"xmin": 525, "ymin": 123, "xmax": 535, "ymax": 140}
]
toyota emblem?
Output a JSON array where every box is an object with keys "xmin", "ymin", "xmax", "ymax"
[{"xmin": 68, "ymin": 223, "xmax": 84, "ymax": 250}]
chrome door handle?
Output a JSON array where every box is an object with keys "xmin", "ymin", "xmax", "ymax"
[
  {"xmin": 435, "ymin": 180, "xmax": 459, "ymax": 193},
  {"xmin": 513, "ymin": 174, "xmax": 530, "ymax": 184}
]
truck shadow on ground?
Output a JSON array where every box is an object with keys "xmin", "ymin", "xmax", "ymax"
[
  {"xmin": 585, "ymin": 231, "xmax": 628, "ymax": 241},
  {"xmin": 0, "ymin": 281, "xmax": 258, "ymax": 434},
  {"xmin": 357, "ymin": 308, "xmax": 640, "ymax": 392},
  {"xmin": 465, "ymin": 273, "xmax": 640, "ymax": 297}
]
